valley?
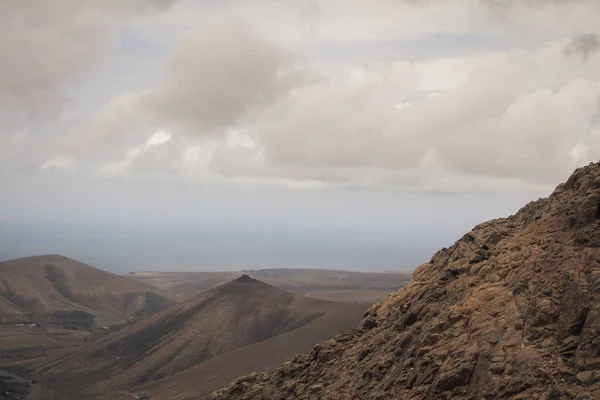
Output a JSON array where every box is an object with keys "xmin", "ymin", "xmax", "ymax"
[
  {"xmin": 3, "ymin": 1, "xmax": 599, "ymax": 398},
  {"xmin": 3, "ymin": 164, "xmax": 600, "ymax": 399},
  {"xmin": 0, "ymin": 257, "xmax": 402, "ymax": 399}
]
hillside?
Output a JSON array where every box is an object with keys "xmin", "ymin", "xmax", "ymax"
[
  {"xmin": 36, "ymin": 275, "xmax": 367, "ymax": 398},
  {"xmin": 212, "ymin": 163, "xmax": 600, "ymax": 400},
  {"xmin": 138, "ymin": 298, "xmax": 366, "ymax": 400},
  {"xmin": 0, "ymin": 255, "xmax": 176, "ymax": 328},
  {"xmin": 130, "ymin": 269, "xmax": 411, "ymax": 302}
]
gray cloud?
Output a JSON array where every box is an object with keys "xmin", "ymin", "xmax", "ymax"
[
  {"xmin": 0, "ymin": 0, "xmax": 180, "ymax": 173},
  {"xmin": 565, "ymin": 33, "xmax": 600, "ymax": 59},
  {"xmin": 148, "ymin": 23, "xmax": 302, "ymax": 133},
  {"xmin": 4, "ymin": 0, "xmax": 600, "ymax": 194},
  {"xmin": 205, "ymin": 40, "xmax": 600, "ymax": 190},
  {"xmin": 0, "ymin": 1, "xmax": 179, "ymax": 120},
  {"xmin": 74, "ymin": 22, "xmax": 305, "ymax": 167}
]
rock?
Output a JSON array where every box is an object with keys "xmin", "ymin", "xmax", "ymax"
[
  {"xmin": 210, "ymin": 162, "xmax": 600, "ymax": 400},
  {"xmin": 489, "ymin": 349, "xmax": 507, "ymax": 375},
  {"xmin": 436, "ymin": 361, "xmax": 474, "ymax": 391},
  {"xmin": 514, "ymin": 319, "xmax": 524, "ymax": 330},
  {"xmin": 360, "ymin": 317, "xmax": 377, "ymax": 330},
  {"xmin": 309, "ymin": 384, "xmax": 323, "ymax": 392},
  {"xmin": 546, "ymin": 389, "xmax": 569, "ymax": 400},
  {"xmin": 532, "ymin": 297, "xmax": 557, "ymax": 326},
  {"xmin": 490, "ymin": 362, "xmax": 506, "ymax": 375},
  {"xmin": 577, "ymin": 371, "xmax": 593, "ymax": 384},
  {"xmin": 235, "ymin": 274, "xmax": 252, "ymax": 283},
  {"xmin": 573, "ymin": 393, "xmax": 592, "ymax": 400},
  {"xmin": 576, "ymin": 370, "xmax": 600, "ymax": 385},
  {"xmin": 356, "ymin": 349, "xmax": 371, "ymax": 362}
]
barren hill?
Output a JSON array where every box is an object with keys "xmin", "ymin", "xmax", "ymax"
[
  {"xmin": 131, "ymin": 268, "xmax": 411, "ymax": 302},
  {"xmin": 212, "ymin": 163, "xmax": 600, "ymax": 399},
  {"xmin": 37, "ymin": 275, "xmax": 367, "ymax": 398},
  {"xmin": 138, "ymin": 297, "xmax": 366, "ymax": 400},
  {"xmin": 0, "ymin": 255, "xmax": 176, "ymax": 328}
]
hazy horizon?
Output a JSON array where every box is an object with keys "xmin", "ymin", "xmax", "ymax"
[
  {"xmin": 2, "ymin": 1, "xmax": 600, "ymax": 274},
  {"xmin": 0, "ymin": 222, "xmax": 434, "ymax": 273},
  {"xmin": 1, "ymin": 177, "xmax": 546, "ymax": 273}
]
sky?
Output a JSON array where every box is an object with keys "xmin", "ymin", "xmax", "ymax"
[{"xmin": 2, "ymin": 0, "xmax": 600, "ymax": 272}]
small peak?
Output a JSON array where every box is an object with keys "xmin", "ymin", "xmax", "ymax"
[
  {"xmin": 236, "ymin": 274, "xmax": 252, "ymax": 283},
  {"xmin": 215, "ymin": 274, "xmax": 273, "ymax": 293}
]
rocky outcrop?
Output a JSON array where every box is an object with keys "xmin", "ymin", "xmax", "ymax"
[{"xmin": 211, "ymin": 162, "xmax": 600, "ymax": 400}]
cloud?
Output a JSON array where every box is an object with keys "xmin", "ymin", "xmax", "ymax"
[
  {"xmin": 81, "ymin": 23, "xmax": 302, "ymax": 158},
  {"xmin": 147, "ymin": 23, "xmax": 302, "ymax": 133},
  {"xmin": 144, "ymin": 130, "xmax": 172, "ymax": 149},
  {"xmin": 203, "ymin": 39, "xmax": 600, "ymax": 191},
  {"xmin": 565, "ymin": 33, "xmax": 600, "ymax": 59},
  {"xmin": 97, "ymin": 129, "xmax": 182, "ymax": 177},
  {"xmin": 5, "ymin": 0, "xmax": 600, "ymax": 194},
  {"xmin": 0, "ymin": 1, "xmax": 179, "ymax": 122},
  {"xmin": 0, "ymin": 0, "xmax": 179, "ymax": 173},
  {"xmin": 40, "ymin": 156, "xmax": 77, "ymax": 174}
]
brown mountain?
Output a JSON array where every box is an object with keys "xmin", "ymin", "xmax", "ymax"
[
  {"xmin": 137, "ymin": 296, "xmax": 366, "ymax": 400},
  {"xmin": 131, "ymin": 269, "xmax": 412, "ymax": 302},
  {"xmin": 36, "ymin": 275, "xmax": 367, "ymax": 398},
  {"xmin": 0, "ymin": 255, "xmax": 176, "ymax": 328},
  {"xmin": 212, "ymin": 163, "xmax": 600, "ymax": 400}
]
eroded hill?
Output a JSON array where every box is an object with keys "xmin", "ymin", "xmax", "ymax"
[
  {"xmin": 131, "ymin": 269, "xmax": 411, "ymax": 303},
  {"xmin": 36, "ymin": 275, "xmax": 367, "ymax": 399},
  {"xmin": 0, "ymin": 255, "xmax": 176, "ymax": 329},
  {"xmin": 212, "ymin": 163, "xmax": 600, "ymax": 399}
]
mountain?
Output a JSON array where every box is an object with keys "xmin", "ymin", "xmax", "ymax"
[
  {"xmin": 137, "ymin": 296, "xmax": 366, "ymax": 400},
  {"xmin": 130, "ymin": 269, "xmax": 412, "ymax": 302},
  {"xmin": 36, "ymin": 275, "xmax": 367, "ymax": 398},
  {"xmin": 0, "ymin": 255, "xmax": 176, "ymax": 328},
  {"xmin": 212, "ymin": 163, "xmax": 600, "ymax": 399}
]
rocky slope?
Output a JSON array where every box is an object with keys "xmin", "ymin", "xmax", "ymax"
[{"xmin": 212, "ymin": 163, "xmax": 600, "ymax": 400}]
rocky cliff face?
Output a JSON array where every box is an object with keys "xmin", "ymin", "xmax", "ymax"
[{"xmin": 211, "ymin": 163, "xmax": 600, "ymax": 400}]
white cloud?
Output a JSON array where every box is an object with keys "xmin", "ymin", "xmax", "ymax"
[
  {"xmin": 0, "ymin": 0, "xmax": 180, "ymax": 173},
  {"xmin": 0, "ymin": 0, "xmax": 179, "ymax": 123},
  {"xmin": 201, "ymin": 38, "xmax": 600, "ymax": 191},
  {"xmin": 40, "ymin": 156, "xmax": 77, "ymax": 174},
  {"xmin": 97, "ymin": 129, "xmax": 179, "ymax": 177},
  {"xmin": 147, "ymin": 23, "xmax": 302, "ymax": 133},
  {"xmin": 3, "ymin": 0, "xmax": 600, "ymax": 193},
  {"xmin": 144, "ymin": 130, "xmax": 172, "ymax": 149},
  {"xmin": 75, "ymin": 22, "xmax": 302, "ymax": 159}
]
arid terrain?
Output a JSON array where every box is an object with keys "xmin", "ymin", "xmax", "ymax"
[
  {"xmin": 130, "ymin": 268, "xmax": 412, "ymax": 303},
  {"xmin": 29, "ymin": 275, "xmax": 366, "ymax": 399},
  {"xmin": 0, "ymin": 324, "xmax": 90, "ymax": 361},
  {"xmin": 2, "ymin": 0, "xmax": 598, "ymax": 399},
  {"xmin": 0, "ymin": 255, "xmax": 175, "ymax": 400},
  {"xmin": 212, "ymin": 163, "xmax": 600, "ymax": 399},
  {"xmin": 0, "ymin": 255, "xmax": 176, "ymax": 328},
  {"xmin": 0, "ymin": 256, "xmax": 397, "ymax": 400},
  {"xmin": 4, "ymin": 163, "xmax": 600, "ymax": 399},
  {"xmin": 137, "ymin": 302, "xmax": 366, "ymax": 400}
]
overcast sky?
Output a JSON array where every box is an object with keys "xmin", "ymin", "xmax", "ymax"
[{"xmin": 2, "ymin": 0, "xmax": 600, "ymax": 270}]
